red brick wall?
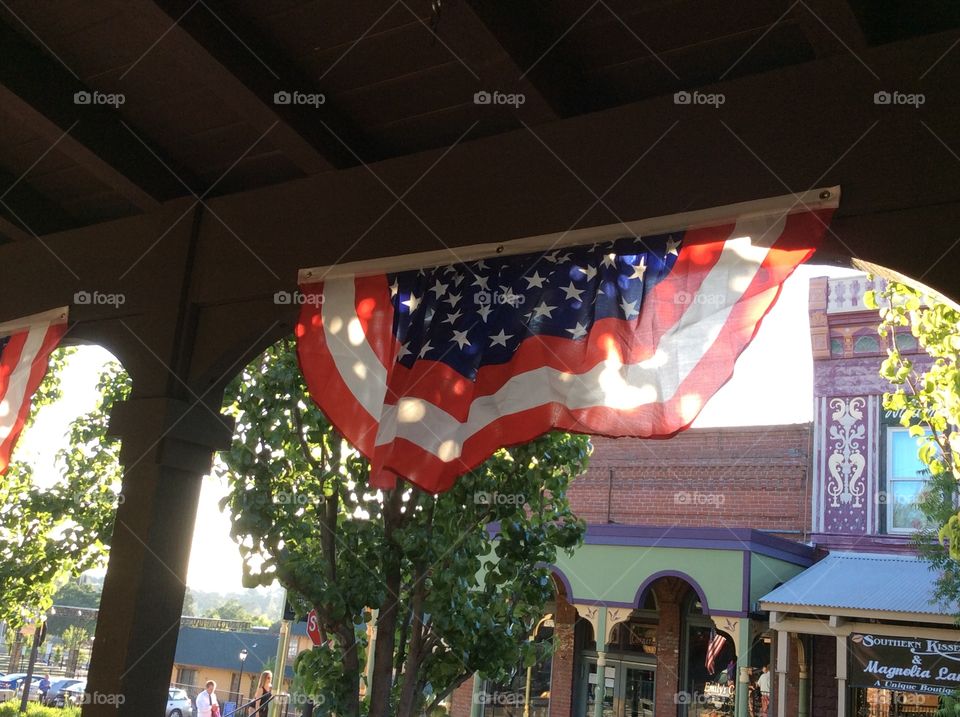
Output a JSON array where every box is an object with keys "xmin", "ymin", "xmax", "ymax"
[
  {"xmin": 810, "ymin": 635, "xmax": 837, "ymax": 717},
  {"xmin": 449, "ymin": 675, "xmax": 474, "ymax": 717},
  {"xmin": 568, "ymin": 425, "xmax": 811, "ymax": 536}
]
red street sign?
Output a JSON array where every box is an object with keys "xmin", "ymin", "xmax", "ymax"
[{"xmin": 306, "ymin": 609, "xmax": 323, "ymax": 647}]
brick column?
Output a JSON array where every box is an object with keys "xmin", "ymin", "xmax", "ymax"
[
  {"xmin": 652, "ymin": 578, "xmax": 686, "ymax": 717},
  {"xmin": 549, "ymin": 598, "xmax": 579, "ymax": 717}
]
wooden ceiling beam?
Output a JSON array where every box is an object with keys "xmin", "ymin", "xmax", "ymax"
[
  {"xmin": 792, "ymin": 0, "xmax": 868, "ymax": 59},
  {"xmin": 0, "ymin": 20, "xmax": 194, "ymax": 212},
  {"xmin": 143, "ymin": 0, "xmax": 377, "ymax": 171},
  {"xmin": 460, "ymin": 0, "xmax": 602, "ymax": 117},
  {"xmin": 434, "ymin": 1, "xmax": 559, "ymax": 124},
  {"xmin": 0, "ymin": 166, "xmax": 77, "ymax": 241}
]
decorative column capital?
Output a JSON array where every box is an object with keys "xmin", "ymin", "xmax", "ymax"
[{"xmin": 109, "ymin": 396, "xmax": 235, "ymax": 474}]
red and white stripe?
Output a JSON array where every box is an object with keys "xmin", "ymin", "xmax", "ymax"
[
  {"xmin": 297, "ymin": 207, "xmax": 833, "ymax": 494},
  {"xmin": 0, "ymin": 308, "xmax": 68, "ymax": 474}
]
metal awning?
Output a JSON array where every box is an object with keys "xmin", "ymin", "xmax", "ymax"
[{"xmin": 760, "ymin": 552, "xmax": 958, "ymax": 623}]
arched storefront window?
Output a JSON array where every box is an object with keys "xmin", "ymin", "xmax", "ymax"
[
  {"xmin": 680, "ymin": 593, "xmax": 736, "ymax": 717},
  {"xmin": 577, "ymin": 594, "xmax": 659, "ymax": 717}
]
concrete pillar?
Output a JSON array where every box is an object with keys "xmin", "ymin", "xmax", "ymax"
[
  {"xmin": 836, "ymin": 635, "xmax": 848, "ymax": 717},
  {"xmin": 83, "ymin": 397, "xmax": 233, "ymax": 717},
  {"xmin": 593, "ymin": 652, "xmax": 607, "ymax": 717},
  {"xmin": 775, "ymin": 631, "xmax": 789, "ymax": 717},
  {"xmin": 736, "ymin": 620, "xmax": 751, "ymax": 717}
]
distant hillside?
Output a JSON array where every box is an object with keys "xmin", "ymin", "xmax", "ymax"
[{"xmin": 54, "ymin": 575, "xmax": 285, "ymax": 623}]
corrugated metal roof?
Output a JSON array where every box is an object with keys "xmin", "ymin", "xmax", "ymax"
[{"xmin": 759, "ymin": 552, "xmax": 958, "ymax": 616}]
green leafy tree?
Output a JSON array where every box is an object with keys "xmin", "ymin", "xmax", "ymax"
[
  {"xmin": 0, "ymin": 350, "xmax": 130, "ymax": 627},
  {"xmin": 205, "ymin": 598, "xmax": 269, "ymax": 626},
  {"xmin": 867, "ymin": 281, "xmax": 960, "ymax": 602},
  {"xmin": 51, "ymin": 581, "xmax": 101, "ymax": 608},
  {"xmin": 217, "ymin": 339, "xmax": 589, "ymax": 717},
  {"xmin": 60, "ymin": 625, "xmax": 90, "ymax": 678}
]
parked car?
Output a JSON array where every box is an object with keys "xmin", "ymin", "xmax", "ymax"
[
  {"xmin": 15, "ymin": 676, "xmax": 45, "ymax": 702},
  {"xmin": 43, "ymin": 679, "xmax": 82, "ymax": 706},
  {"xmin": 167, "ymin": 687, "xmax": 194, "ymax": 717},
  {"xmin": 0, "ymin": 674, "xmax": 31, "ymax": 702},
  {"xmin": 58, "ymin": 681, "xmax": 86, "ymax": 708}
]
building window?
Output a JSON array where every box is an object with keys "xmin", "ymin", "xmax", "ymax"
[
  {"xmin": 830, "ymin": 337, "xmax": 844, "ymax": 357},
  {"xmin": 853, "ymin": 335, "xmax": 880, "ymax": 354},
  {"xmin": 175, "ymin": 668, "xmax": 197, "ymax": 689},
  {"xmin": 681, "ymin": 594, "xmax": 736, "ymax": 717},
  {"xmin": 894, "ymin": 332, "xmax": 918, "ymax": 352},
  {"xmin": 886, "ymin": 427, "xmax": 933, "ymax": 533}
]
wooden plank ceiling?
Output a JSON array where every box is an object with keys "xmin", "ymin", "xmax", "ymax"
[{"xmin": 0, "ymin": 0, "xmax": 957, "ymax": 244}]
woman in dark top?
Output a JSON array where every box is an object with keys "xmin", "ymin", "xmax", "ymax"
[{"xmin": 254, "ymin": 670, "xmax": 272, "ymax": 717}]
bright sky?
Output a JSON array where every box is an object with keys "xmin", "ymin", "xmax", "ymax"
[{"xmin": 13, "ymin": 263, "xmax": 860, "ymax": 592}]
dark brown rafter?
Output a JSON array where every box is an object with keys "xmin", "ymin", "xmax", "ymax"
[
  {"xmin": 461, "ymin": 0, "xmax": 604, "ymax": 117},
  {"xmin": 0, "ymin": 166, "xmax": 77, "ymax": 241},
  {"xmin": 793, "ymin": 0, "xmax": 867, "ymax": 58},
  {"xmin": 435, "ymin": 1, "xmax": 559, "ymax": 124},
  {"xmin": 144, "ymin": 0, "xmax": 377, "ymax": 170},
  {"xmin": 0, "ymin": 20, "xmax": 196, "ymax": 212}
]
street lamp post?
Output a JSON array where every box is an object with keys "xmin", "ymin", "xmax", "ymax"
[{"xmin": 238, "ymin": 649, "xmax": 249, "ymax": 707}]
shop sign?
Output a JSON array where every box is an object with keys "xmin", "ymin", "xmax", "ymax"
[
  {"xmin": 849, "ymin": 632, "xmax": 960, "ymax": 695},
  {"xmin": 703, "ymin": 683, "xmax": 732, "ymax": 698}
]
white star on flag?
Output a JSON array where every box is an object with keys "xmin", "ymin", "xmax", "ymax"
[
  {"xmin": 562, "ymin": 282, "xmax": 585, "ymax": 301},
  {"xmin": 490, "ymin": 329, "xmax": 512, "ymax": 347},
  {"xmin": 451, "ymin": 329, "xmax": 471, "ymax": 348},
  {"xmin": 532, "ymin": 302, "xmax": 556, "ymax": 319},
  {"xmin": 525, "ymin": 272, "xmax": 547, "ymax": 289}
]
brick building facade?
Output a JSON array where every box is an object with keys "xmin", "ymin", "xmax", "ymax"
[{"xmin": 448, "ymin": 275, "xmax": 956, "ymax": 717}]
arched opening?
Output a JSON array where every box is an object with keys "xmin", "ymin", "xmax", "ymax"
[{"xmin": 2, "ymin": 341, "xmax": 129, "ymax": 684}]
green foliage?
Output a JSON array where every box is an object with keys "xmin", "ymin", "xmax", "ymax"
[
  {"xmin": 0, "ymin": 704, "xmax": 80, "ymax": 717},
  {"xmin": 205, "ymin": 598, "xmax": 270, "ymax": 626},
  {"xmin": 0, "ymin": 350, "xmax": 130, "ymax": 627},
  {"xmin": 60, "ymin": 625, "xmax": 90, "ymax": 651},
  {"xmin": 217, "ymin": 338, "xmax": 589, "ymax": 717},
  {"xmin": 51, "ymin": 581, "xmax": 101, "ymax": 608},
  {"xmin": 866, "ymin": 281, "xmax": 960, "ymax": 602}
]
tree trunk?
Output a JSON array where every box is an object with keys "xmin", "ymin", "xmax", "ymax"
[
  {"xmin": 367, "ymin": 489, "xmax": 404, "ymax": 717},
  {"xmin": 336, "ymin": 624, "xmax": 362, "ymax": 717},
  {"xmin": 396, "ymin": 568, "xmax": 427, "ymax": 717},
  {"xmin": 67, "ymin": 647, "xmax": 79, "ymax": 678},
  {"xmin": 7, "ymin": 633, "xmax": 22, "ymax": 672}
]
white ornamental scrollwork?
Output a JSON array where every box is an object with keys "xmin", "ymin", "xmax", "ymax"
[{"xmin": 827, "ymin": 397, "xmax": 867, "ymax": 508}]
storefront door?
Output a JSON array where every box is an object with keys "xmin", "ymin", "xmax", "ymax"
[{"xmin": 583, "ymin": 658, "xmax": 655, "ymax": 717}]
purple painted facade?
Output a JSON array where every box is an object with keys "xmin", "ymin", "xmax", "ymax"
[{"xmin": 808, "ymin": 276, "xmax": 929, "ymax": 552}]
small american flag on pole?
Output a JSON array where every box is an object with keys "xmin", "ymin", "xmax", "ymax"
[
  {"xmin": 0, "ymin": 308, "xmax": 68, "ymax": 474},
  {"xmin": 706, "ymin": 628, "xmax": 727, "ymax": 674},
  {"xmin": 296, "ymin": 195, "xmax": 836, "ymax": 494}
]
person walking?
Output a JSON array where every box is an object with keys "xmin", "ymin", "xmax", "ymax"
[
  {"xmin": 757, "ymin": 664, "xmax": 771, "ymax": 717},
  {"xmin": 254, "ymin": 671, "xmax": 272, "ymax": 717},
  {"xmin": 38, "ymin": 674, "xmax": 51, "ymax": 704},
  {"xmin": 197, "ymin": 681, "xmax": 220, "ymax": 717}
]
